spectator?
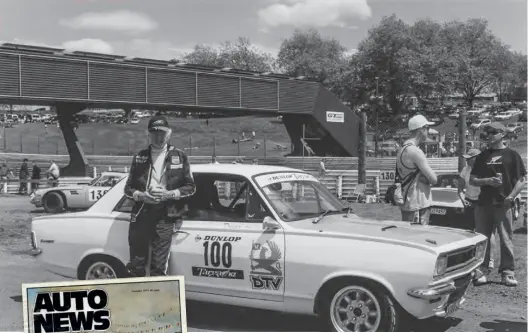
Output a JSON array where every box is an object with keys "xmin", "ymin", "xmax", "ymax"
[
  {"xmin": 31, "ymin": 161, "xmax": 41, "ymax": 191},
  {"xmin": 45, "ymin": 160, "xmax": 60, "ymax": 187},
  {"xmin": 0, "ymin": 163, "xmax": 7, "ymax": 194},
  {"xmin": 470, "ymin": 122, "xmax": 526, "ymax": 287},
  {"xmin": 318, "ymin": 159, "xmax": 326, "ymax": 178},
  {"xmin": 396, "ymin": 115, "xmax": 438, "ymax": 225},
  {"xmin": 19, "ymin": 158, "xmax": 29, "ymax": 194}
]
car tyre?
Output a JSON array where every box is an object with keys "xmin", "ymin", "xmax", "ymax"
[
  {"xmin": 78, "ymin": 255, "xmax": 127, "ymax": 280},
  {"xmin": 42, "ymin": 192, "xmax": 65, "ymax": 214},
  {"xmin": 319, "ymin": 280, "xmax": 400, "ymax": 332}
]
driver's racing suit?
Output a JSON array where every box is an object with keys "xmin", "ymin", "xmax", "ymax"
[{"xmin": 124, "ymin": 144, "xmax": 195, "ymax": 276}]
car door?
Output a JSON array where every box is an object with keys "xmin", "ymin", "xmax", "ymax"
[
  {"xmin": 87, "ymin": 176, "xmax": 112, "ymax": 205},
  {"xmin": 168, "ymin": 173, "xmax": 285, "ymax": 302}
]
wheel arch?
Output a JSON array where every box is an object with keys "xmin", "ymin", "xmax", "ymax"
[
  {"xmin": 43, "ymin": 190, "xmax": 68, "ymax": 208},
  {"xmin": 77, "ymin": 252, "xmax": 126, "ymax": 280},
  {"xmin": 313, "ymin": 273, "xmax": 396, "ymax": 316}
]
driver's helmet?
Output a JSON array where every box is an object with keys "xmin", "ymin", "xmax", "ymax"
[{"xmin": 269, "ymin": 183, "xmax": 282, "ymax": 191}]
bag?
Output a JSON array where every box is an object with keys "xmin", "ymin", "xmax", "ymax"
[{"xmin": 385, "ymin": 144, "xmax": 419, "ymax": 206}]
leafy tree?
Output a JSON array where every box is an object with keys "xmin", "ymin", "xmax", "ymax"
[
  {"xmin": 440, "ymin": 18, "xmax": 507, "ymax": 107},
  {"xmin": 180, "ymin": 37, "xmax": 275, "ymax": 72},
  {"xmin": 352, "ymin": 15, "xmax": 414, "ymax": 115},
  {"xmin": 276, "ymin": 29, "xmax": 348, "ymax": 89}
]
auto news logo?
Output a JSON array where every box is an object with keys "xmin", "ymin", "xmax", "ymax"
[{"xmin": 32, "ymin": 289, "xmax": 111, "ymax": 333}]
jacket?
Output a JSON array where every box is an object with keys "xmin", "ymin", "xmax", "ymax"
[{"xmin": 124, "ymin": 144, "xmax": 196, "ymax": 221}]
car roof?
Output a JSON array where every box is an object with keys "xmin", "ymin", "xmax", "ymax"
[
  {"xmin": 189, "ymin": 163, "xmax": 299, "ymax": 178},
  {"xmin": 100, "ymin": 171, "xmax": 127, "ymax": 177}
]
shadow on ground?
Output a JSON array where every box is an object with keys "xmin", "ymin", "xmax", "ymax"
[
  {"xmin": 480, "ymin": 319, "xmax": 527, "ymax": 332},
  {"xmin": 186, "ymin": 301, "xmax": 465, "ymax": 332}
]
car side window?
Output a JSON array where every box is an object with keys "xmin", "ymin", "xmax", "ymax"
[
  {"xmin": 184, "ymin": 174, "xmax": 270, "ymax": 223},
  {"xmin": 114, "ymin": 195, "xmax": 135, "ymax": 214}
]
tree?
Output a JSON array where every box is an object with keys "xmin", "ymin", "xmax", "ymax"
[
  {"xmin": 440, "ymin": 19, "xmax": 507, "ymax": 108},
  {"xmin": 352, "ymin": 15, "xmax": 414, "ymax": 115},
  {"xmin": 276, "ymin": 29, "xmax": 348, "ymax": 89},
  {"xmin": 180, "ymin": 37, "xmax": 276, "ymax": 72}
]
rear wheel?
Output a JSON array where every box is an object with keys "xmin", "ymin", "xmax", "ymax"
[
  {"xmin": 319, "ymin": 280, "xmax": 399, "ymax": 332},
  {"xmin": 78, "ymin": 256, "xmax": 127, "ymax": 280},
  {"xmin": 42, "ymin": 192, "xmax": 65, "ymax": 213}
]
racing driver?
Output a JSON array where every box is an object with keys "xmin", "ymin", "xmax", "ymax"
[{"xmin": 124, "ymin": 114, "xmax": 196, "ymax": 277}]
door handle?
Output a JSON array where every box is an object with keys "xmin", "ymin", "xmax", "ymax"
[{"xmin": 173, "ymin": 230, "xmax": 189, "ymax": 235}]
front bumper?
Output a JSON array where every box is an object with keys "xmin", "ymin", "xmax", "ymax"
[
  {"xmin": 407, "ymin": 272, "xmax": 474, "ymax": 318},
  {"xmin": 29, "ymin": 194, "xmax": 42, "ymax": 207}
]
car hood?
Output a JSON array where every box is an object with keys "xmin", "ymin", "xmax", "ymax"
[
  {"xmin": 288, "ymin": 214, "xmax": 479, "ymax": 254},
  {"xmin": 430, "ymin": 188, "xmax": 464, "ymax": 208}
]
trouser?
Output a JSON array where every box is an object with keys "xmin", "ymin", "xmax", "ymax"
[
  {"xmin": 401, "ymin": 207, "xmax": 431, "ymax": 225},
  {"xmin": 18, "ymin": 179, "xmax": 27, "ymax": 194},
  {"xmin": 32, "ymin": 179, "xmax": 39, "ymax": 190},
  {"xmin": 475, "ymin": 204, "xmax": 515, "ymax": 277},
  {"xmin": 127, "ymin": 205, "xmax": 176, "ymax": 277}
]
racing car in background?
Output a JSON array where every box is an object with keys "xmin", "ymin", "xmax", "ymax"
[
  {"xmin": 429, "ymin": 173, "xmax": 522, "ymax": 230},
  {"xmin": 30, "ymin": 171, "xmax": 126, "ymax": 213}
]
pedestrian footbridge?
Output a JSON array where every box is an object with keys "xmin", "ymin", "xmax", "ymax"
[{"xmin": 0, "ymin": 43, "xmax": 359, "ymax": 176}]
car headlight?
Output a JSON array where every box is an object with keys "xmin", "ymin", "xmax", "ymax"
[
  {"xmin": 475, "ymin": 241, "xmax": 487, "ymax": 260},
  {"xmin": 434, "ymin": 255, "xmax": 448, "ymax": 277}
]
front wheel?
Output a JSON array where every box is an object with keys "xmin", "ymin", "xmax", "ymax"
[
  {"xmin": 42, "ymin": 192, "xmax": 65, "ymax": 213},
  {"xmin": 320, "ymin": 282, "xmax": 399, "ymax": 332}
]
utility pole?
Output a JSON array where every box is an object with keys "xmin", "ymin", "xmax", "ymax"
[{"xmin": 374, "ymin": 77, "xmax": 379, "ymax": 157}]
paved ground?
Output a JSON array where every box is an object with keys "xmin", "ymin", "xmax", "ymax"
[{"xmin": 0, "ymin": 196, "xmax": 526, "ymax": 332}]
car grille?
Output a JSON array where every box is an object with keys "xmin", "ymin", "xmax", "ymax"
[{"xmin": 446, "ymin": 246, "xmax": 476, "ymax": 273}]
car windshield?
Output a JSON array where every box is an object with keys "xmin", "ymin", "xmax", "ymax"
[{"xmin": 254, "ymin": 172, "xmax": 346, "ymax": 222}]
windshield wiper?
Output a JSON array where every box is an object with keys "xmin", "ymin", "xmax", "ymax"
[{"xmin": 312, "ymin": 209, "xmax": 331, "ymax": 224}]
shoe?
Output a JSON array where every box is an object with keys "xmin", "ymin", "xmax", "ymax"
[
  {"xmin": 501, "ymin": 275, "xmax": 518, "ymax": 287},
  {"xmin": 488, "ymin": 259, "xmax": 494, "ymax": 269},
  {"xmin": 473, "ymin": 275, "xmax": 487, "ymax": 285}
]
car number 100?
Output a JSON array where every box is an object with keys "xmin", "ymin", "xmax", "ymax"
[{"xmin": 89, "ymin": 189, "xmax": 109, "ymax": 201}]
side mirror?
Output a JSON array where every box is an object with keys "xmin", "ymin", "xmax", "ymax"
[{"xmin": 263, "ymin": 216, "xmax": 280, "ymax": 231}]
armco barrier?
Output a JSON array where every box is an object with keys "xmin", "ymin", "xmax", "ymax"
[{"xmin": 1, "ymin": 153, "xmax": 526, "ymax": 202}]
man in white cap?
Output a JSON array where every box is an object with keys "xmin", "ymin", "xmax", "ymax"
[{"xmin": 395, "ymin": 115, "xmax": 438, "ymax": 224}]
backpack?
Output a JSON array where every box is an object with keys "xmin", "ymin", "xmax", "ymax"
[{"xmin": 385, "ymin": 144, "xmax": 420, "ymax": 206}]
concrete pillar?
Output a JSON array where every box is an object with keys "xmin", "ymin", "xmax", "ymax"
[{"xmin": 56, "ymin": 103, "xmax": 90, "ymax": 177}]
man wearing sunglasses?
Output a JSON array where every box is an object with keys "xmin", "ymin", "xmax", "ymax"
[
  {"xmin": 470, "ymin": 122, "xmax": 526, "ymax": 287},
  {"xmin": 124, "ymin": 114, "xmax": 196, "ymax": 277}
]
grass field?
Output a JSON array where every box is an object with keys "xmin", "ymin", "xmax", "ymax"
[
  {"xmin": 0, "ymin": 114, "xmax": 526, "ymax": 159},
  {"xmin": 0, "ymin": 116, "xmax": 291, "ymax": 157}
]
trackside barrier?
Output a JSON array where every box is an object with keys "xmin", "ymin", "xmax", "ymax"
[
  {"xmin": 1, "ymin": 154, "xmax": 526, "ymax": 202},
  {"xmin": 1, "ymin": 178, "xmax": 93, "ymax": 194}
]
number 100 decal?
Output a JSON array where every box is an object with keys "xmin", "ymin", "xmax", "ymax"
[
  {"xmin": 203, "ymin": 241, "xmax": 232, "ymax": 268},
  {"xmin": 191, "ymin": 236, "xmax": 244, "ymax": 280}
]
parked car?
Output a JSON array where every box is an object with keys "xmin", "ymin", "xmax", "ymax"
[
  {"xmin": 505, "ymin": 122, "xmax": 524, "ymax": 134},
  {"xmin": 30, "ymin": 164, "xmax": 487, "ymax": 332},
  {"xmin": 30, "ymin": 172, "xmax": 127, "ymax": 213},
  {"xmin": 470, "ymin": 119, "xmax": 491, "ymax": 130},
  {"xmin": 429, "ymin": 173, "xmax": 522, "ymax": 230},
  {"xmin": 429, "ymin": 115, "xmax": 444, "ymax": 126},
  {"xmin": 494, "ymin": 112, "xmax": 513, "ymax": 121},
  {"xmin": 130, "ymin": 117, "xmax": 140, "ymax": 124}
]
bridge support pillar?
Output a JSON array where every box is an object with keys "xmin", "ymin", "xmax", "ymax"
[{"xmin": 56, "ymin": 104, "xmax": 89, "ymax": 177}]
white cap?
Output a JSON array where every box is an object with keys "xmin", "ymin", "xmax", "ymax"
[{"xmin": 408, "ymin": 115, "xmax": 435, "ymax": 131}]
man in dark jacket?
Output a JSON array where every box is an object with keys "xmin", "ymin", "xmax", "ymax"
[
  {"xmin": 19, "ymin": 158, "xmax": 29, "ymax": 194},
  {"xmin": 124, "ymin": 114, "xmax": 196, "ymax": 277}
]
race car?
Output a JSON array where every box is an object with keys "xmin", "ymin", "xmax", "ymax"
[
  {"xmin": 30, "ymin": 164, "xmax": 487, "ymax": 332},
  {"xmin": 30, "ymin": 171, "xmax": 126, "ymax": 213},
  {"xmin": 429, "ymin": 173, "xmax": 522, "ymax": 229}
]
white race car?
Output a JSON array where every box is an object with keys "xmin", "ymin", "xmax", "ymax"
[
  {"xmin": 30, "ymin": 172, "xmax": 127, "ymax": 213},
  {"xmin": 30, "ymin": 164, "xmax": 487, "ymax": 332}
]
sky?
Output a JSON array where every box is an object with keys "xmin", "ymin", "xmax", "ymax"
[{"xmin": 0, "ymin": 0, "xmax": 525, "ymax": 60}]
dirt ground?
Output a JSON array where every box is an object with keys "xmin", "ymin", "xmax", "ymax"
[{"xmin": 0, "ymin": 196, "xmax": 526, "ymax": 332}]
